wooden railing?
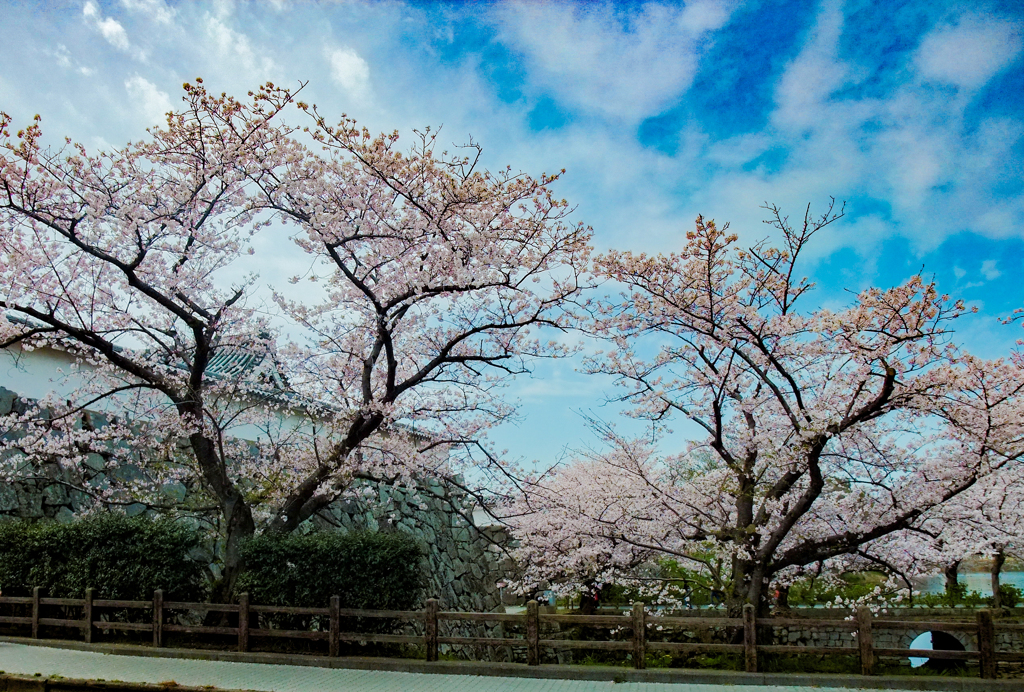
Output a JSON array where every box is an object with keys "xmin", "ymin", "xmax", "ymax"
[{"xmin": 2, "ymin": 590, "xmax": 1022, "ymax": 678}]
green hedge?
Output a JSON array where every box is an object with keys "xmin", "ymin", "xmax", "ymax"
[
  {"xmin": 0, "ymin": 517, "xmax": 424, "ymax": 613},
  {"xmin": 236, "ymin": 530, "xmax": 423, "ymax": 610},
  {"xmin": 0, "ymin": 514, "xmax": 207, "ymax": 601}
]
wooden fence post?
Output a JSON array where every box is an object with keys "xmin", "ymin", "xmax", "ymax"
[
  {"xmin": 856, "ymin": 606, "xmax": 874, "ymax": 675},
  {"xmin": 742, "ymin": 603, "xmax": 757, "ymax": 673},
  {"xmin": 425, "ymin": 598, "xmax": 439, "ymax": 662},
  {"xmin": 31, "ymin": 586, "xmax": 40, "ymax": 639},
  {"xmin": 83, "ymin": 588, "xmax": 94, "ymax": 644},
  {"xmin": 978, "ymin": 609, "xmax": 996, "ymax": 679},
  {"xmin": 632, "ymin": 602, "xmax": 646, "ymax": 670},
  {"xmin": 526, "ymin": 599, "xmax": 540, "ymax": 666},
  {"xmin": 152, "ymin": 590, "xmax": 164, "ymax": 648},
  {"xmin": 329, "ymin": 595, "xmax": 341, "ymax": 658},
  {"xmin": 237, "ymin": 592, "xmax": 250, "ymax": 653}
]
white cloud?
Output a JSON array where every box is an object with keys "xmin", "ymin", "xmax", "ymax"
[
  {"xmin": 772, "ymin": 0, "xmax": 854, "ymax": 133},
  {"xmin": 120, "ymin": 0, "xmax": 176, "ymax": 25},
  {"xmin": 49, "ymin": 43, "xmax": 95, "ymax": 76},
  {"xmin": 125, "ymin": 75, "xmax": 172, "ymax": 125},
  {"xmin": 915, "ymin": 15, "xmax": 1022, "ymax": 89},
  {"xmin": 204, "ymin": 12, "xmax": 276, "ymax": 79},
  {"xmin": 83, "ymin": 1, "xmax": 131, "ymax": 51},
  {"xmin": 705, "ymin": 133, "xmax": 773, "ymax": 167},
  {"xmin": 97, "ymin": 18, "xmax": 130, "ymax": 50},
  {"xmin": 691, "ymin": 0, "xmax": 1024, "ymax": 259},
  {"xmin": 325, "ymin": 47, "xmax": 372, "ymax": 103},
  {"xmin": 980, "ymin": 260, "xmax": 1001, "ymax": 280},
  {"xmin": 678, "ymin": 0, "xmax": 732, "ymax": 32},
  {"xmin": 53, "ymin": 44, "xmax": 72, "ymax": 68},
  {"xmin": 494, "ymin": 0, "xmax": 737, "ymax": 122}
]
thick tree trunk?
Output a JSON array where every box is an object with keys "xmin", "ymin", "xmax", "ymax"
[
  {"xmin": 944, "ymin": 560, "xmax": 962, "ymax": 605},
  {"xmin": 724, "ymin": 566, "xmax": 772, "ymax": 648},
  {"xmin": 184, "ymin": 429, "xmax": 257, "ymax": 605},
  {"xmin": 725, "ymin": 560, "xmax": 772, "ymax": 649},
  {"xmin": 944, "ymin": 560, "xmax": 960, "ymax": 596},
  {"xmin": 991, "ymin": 550, "xmax": 1005, "ymax": 610},
  {"xmin": 210, "ymin": 493, "xmax": 257, "ymax": 604}
]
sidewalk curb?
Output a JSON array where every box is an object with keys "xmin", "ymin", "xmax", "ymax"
[
  {"xmin": 0, "ymin": 636, "xmax": 1019, "ymax": 691},
  {"xmin": 0, "ymin": 673, "xmax": 255, "ymax": 692}
]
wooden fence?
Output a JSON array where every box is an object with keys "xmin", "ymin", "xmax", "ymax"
[{"xmin": 1, "ymin": 589, "xmax": 1022, "ymax": 678}]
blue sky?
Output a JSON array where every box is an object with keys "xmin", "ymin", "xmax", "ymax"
[{"xmin": 1, "ymin": 0, "xmax": 1022, "ymax": 466}]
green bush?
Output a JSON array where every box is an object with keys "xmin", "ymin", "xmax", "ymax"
[
  {"xmin": 0, "ymin": 514, "xmax": 207, "ymax": 601},
  {"xmin": 997, "ymin": 584, "xmax": 1022, "ymax": 609},
  {"xmin": 236, "ymin": 529, "xmax": 423, "ymax": 610}
]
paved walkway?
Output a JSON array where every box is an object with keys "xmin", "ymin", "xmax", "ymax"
[{"xmin": 0, "ymin": 643, "xmax": 935, "ymax": 692}]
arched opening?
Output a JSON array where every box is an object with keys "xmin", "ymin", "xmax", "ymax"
[{"xmin": 908, "ymin": 630, "xmax": 966, "ymax": 671}]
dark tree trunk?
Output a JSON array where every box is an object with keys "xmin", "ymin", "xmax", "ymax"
[
  {"xmin": 944, "ymin": 560, "xmax": 961, "ymax": 597},
  {"xmin": 991, "ymin": 550, "xmax": 1005, "ymax": 611},
  {"xmin": 726, "ymin": 561, "xmax": 771, "ymax": 618},
  {"xmin": 182, "ymin": 429, "xmax": 257, "ymax": 605},
  {"xmin": 210, "ymin": 494, "xmax": 257, "ymax": 604},
  {"xmin": 725, "ymin": 562, "xmax": 772, "ymax": 646}
]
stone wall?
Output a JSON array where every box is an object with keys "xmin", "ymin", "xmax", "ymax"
[
  {"xmin": 650, "ymin": 608, "xmax": 1024, "ymax": 663},
  {"xmin": 315, "ymin": 477, "xmax": 517, "ymax": 660},
  {"xmin": 317, "ymin": 479, "xmax": 509, "ymax": 613},
  {"xmin": 0, "ymin": 386, "xmax": 100, "ymax": 521},
  {"xmin": 766, "ymin": 608, "xmax": 1024, "ymax": 653},
  {"xmin": 1, "ymin": 385, "xmax": 517, "ymax": 657},
  {"xmin": 0, "ymin": 385, "xmax": 514, "ymax": 607}
]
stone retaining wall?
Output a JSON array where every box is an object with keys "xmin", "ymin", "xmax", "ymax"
[
  {"xmin": 1, "ymin": 385, "xmax": 516, "ymax": 659},
  {"xmin": 650, "ymin": 609, "xmax": 1024, "ymax": 662},
  {"xmin": 315, "ymin": 478, "xmax": 514, "ymax": 659}
]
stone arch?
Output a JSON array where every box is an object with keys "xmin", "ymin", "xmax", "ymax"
[
  {"xmin": 903, "ymin": 628, "xmax": 973, "ymax": 672},
  {"xmin": 900, "ymin": 628, "xmax": 975, "ymax": 652}
]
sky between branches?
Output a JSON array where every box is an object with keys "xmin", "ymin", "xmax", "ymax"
[{"xmin": 1, "ymin": 0, "xmax": 1022, "ymax": 466}]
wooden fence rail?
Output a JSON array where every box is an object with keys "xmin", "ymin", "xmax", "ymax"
[{"xmin": 1, "ymin": 591, "xmax": 1020, "ymax": 678}]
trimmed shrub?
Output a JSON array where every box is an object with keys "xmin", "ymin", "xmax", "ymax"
[
  {"xmin": 0, "ymin": 514, "xmax": 207, "ymax": 601},
  {"xmin": 236, "ymin": 530, "xmax": 423, "ymax": 610}
]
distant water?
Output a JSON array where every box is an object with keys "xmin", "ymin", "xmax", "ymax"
[{"xmin": 913, "ymin": 571, "xmax": 1024, "ymax": 596}]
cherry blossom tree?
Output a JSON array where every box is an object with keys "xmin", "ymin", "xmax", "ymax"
[
  {"xmin": 0, "ymin": 82, "xmax": 304, "ymax": 599},
  {"xmin": 874, "ymin": 459, "xmax": 1024, "ymax": 608},
  {"xmin": 510, "ymin": 204, "xmax": 1024, "ymax": 616},
  {"xmin": 1, "ymin": 82, "xmax": 592, "ymax": 599},
  {"xmin": 248, "ymin": 110, "xmax": 593, "ymax": 537}
]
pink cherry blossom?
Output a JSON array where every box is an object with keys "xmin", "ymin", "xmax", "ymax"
[
  {"xmin": 1, "ymin": 82, "xmax": 592, "ymax": 600},
  {"xmin": 508, "ymin": 203, "xmax": 1024, "ymax": 615}
]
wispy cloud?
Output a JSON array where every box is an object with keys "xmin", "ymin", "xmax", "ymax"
[
  {"xmin": 48, "ymin": 44, "xmax": 95, "ymax": 76},
  {"xmin": 493, "ymin": 0, "xmax": 736, "ymax": 122},
  {"xmin": 83, "ymin": 1, "xmax": 131, "ymax": 52},
  {"xmin": 325, "ymin": 47, "xmax": 372, "ymax": 104},
  {"xmin": 2, "ymin": 0, "xmax": 1022, "ymax": 464},
  {"xmin": 914, "ymin": 14, "xmax": 1022, "ymax": 90},
  {"xmin": 124, "ymin": 75, "xmax": 172, "ymax": 125},
  {"xmin": 203, "ymin": 8, "xmax": 276, "ymax": 80},
  {"xmin": 120, "ymin": 0, "xmax": 176, "ymax": 25},
  {"xmin": 981, "ymin": 259, "xmax": 1002, "ymax": 280},
  {"xmin": 679, "ymin": 1, "xmax": 1024, "ymax": 261},
  {"xmin": 771, "ymin": 0, "xmax": 852, "ymax": 134}
]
